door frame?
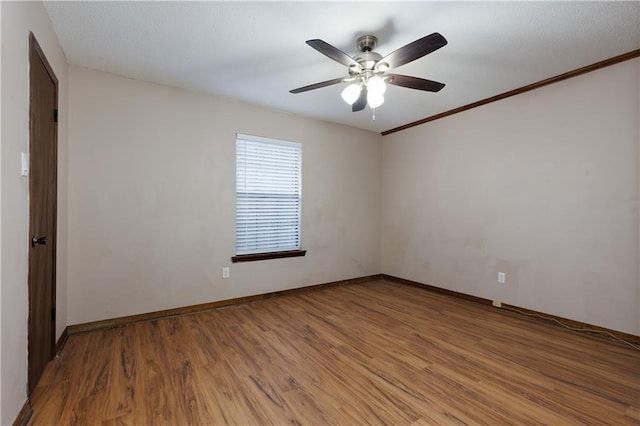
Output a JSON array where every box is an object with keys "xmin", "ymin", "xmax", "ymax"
[{"xmin": 27, "ymin": 32, "xmax": 58, "ymax": 395}]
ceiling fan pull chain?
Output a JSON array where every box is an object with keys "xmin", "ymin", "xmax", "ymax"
[{"xmin": 372, "ymin": 109, "xmax": 376, "ymax": 121}]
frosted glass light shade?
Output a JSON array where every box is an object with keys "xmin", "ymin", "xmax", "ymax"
[
  {"xmin": 341, "ymin": 84, "xmax": 361, "ymax": 105},
  {"xmin": 367, "ymin": 75, "xmax": 386, "ymax": 95},
  {"xmin": 367, "ymin": 92, "xmax": 384, "ymax": 109}
]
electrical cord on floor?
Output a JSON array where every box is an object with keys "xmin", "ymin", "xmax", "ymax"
[{"xmin": 499, "ymin": 305, "xmax": 640, "ymax": 351}]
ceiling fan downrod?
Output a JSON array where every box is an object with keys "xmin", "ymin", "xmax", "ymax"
[
  {"xmin": 356, "ymin": 35, "xmax": 377, "ymax": 52},
  {"xmin": 354, "ymin": 35, "xmax": 383, "ymax": 71}
]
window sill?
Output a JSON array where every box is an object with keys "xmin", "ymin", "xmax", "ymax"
[{"xmin": 231, "ymin": 250, "xmax": 307, "ymax": 263}]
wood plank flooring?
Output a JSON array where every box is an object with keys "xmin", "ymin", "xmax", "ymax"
[{"xmin": 29, "ymin": 280, "xmax": 640, "ymax": 425}]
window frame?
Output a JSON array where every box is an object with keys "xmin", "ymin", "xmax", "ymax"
[{"xmin": 232, "ymin": 133, "xmax": 306, "ymax": 263}]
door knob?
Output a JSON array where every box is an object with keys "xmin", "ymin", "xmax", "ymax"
[{"xmin": 31, "ymin": 236, "xmax": 48, "ymax": 247}]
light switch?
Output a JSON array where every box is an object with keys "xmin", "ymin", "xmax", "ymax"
[{"xmin": 21, "ymin": 152, "xmax": 29, "ymax": 177}]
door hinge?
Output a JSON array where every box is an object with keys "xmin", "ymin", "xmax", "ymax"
[
  {"xmin": 51, "ymin": 307, "xmax": 56, "ymax": 322},
  {"xmin": 53, "ymin": 109, "xmax": 58, "ymax": 123}
]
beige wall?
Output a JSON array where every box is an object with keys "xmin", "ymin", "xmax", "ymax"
[
  {"xmin": 382, "ymin": 59, "xmax": 640, "ymax": 335},
  {"xmin": 67, "ymin": 65, "xmax": 381, "ymax": 325},
  {"xmin": 69, "ymin": 59, "xmax": 639, "ymax": 335},
  {"xmin": 0, "ymin": 1, "xmax": 68, "ymax": 423}
]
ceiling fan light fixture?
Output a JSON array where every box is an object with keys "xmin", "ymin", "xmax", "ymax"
[
  {"xmin": 367, "ymin": 91, "xmax": 384, "ymax": 109},
  {"xmin": 367, "ymin": 75, "xmax": 386, "ymax": 96},
  {"xmin": 341, "ymin": 83, "xmax": 361, "ymax": 105}
]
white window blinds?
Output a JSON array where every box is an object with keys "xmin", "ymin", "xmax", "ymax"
[{"xmin": 236, "ymin": 134, "xmax": 302, "ymax": 255}]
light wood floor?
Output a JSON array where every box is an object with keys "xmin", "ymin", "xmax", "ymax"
[{"xmin": 30, "ymin": 280, "xmax": 640, "ymax": 425}]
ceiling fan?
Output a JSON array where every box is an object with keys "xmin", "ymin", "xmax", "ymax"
[{"xmin": 290, "ymin": 33, "xmax": 447, "ymax": 112}]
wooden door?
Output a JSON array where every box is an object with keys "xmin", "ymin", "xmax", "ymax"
[{"xmin": 28, "ymin": 33, "xmax": 58, "ymax": 396}]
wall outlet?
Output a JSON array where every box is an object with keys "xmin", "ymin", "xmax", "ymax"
[
  {"xmin": 222, "ymin": 267, "xmax": 230, "ymax": 279},
  {"xmin": 498, "ymin": 272, "xmax": 506, "ymax": 283},
  {"xmin": 492, "ymin": 300, "xmax": 502, "ymax": 308}
]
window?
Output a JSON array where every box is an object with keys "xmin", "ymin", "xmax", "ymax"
[{"xmin": 232, "ymin": 134, "xmax": 305, "ymax": 262}]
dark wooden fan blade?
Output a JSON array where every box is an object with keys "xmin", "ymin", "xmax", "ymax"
[
  {"xmin": 306, "ymin": 39, "xmax": 361, "ymax": 70},
  {"xmin": 380, "ymin": 33, "xmax": 447, "ymax": 69},
  {"xmin": 352, "ymin": 86, "xmax": 367, "ymax": 112},
  {"xmin": 290, "ymin": 77, "xmax": 344, "ymax": 94},
  {"xmin": 386, "ymin": 74, "xmax": 445, "ymax": 92}
]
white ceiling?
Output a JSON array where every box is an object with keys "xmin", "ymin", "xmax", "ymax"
[{"xmin": 44, "ymin": 1, "xmax": 640, "ymax": 133}]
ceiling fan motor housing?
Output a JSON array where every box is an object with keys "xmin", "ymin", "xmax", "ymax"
[
  {"xmin": 355, "ymin": 35, "xmax": 383, "ymax": 70},
  {"xmin": 355, "ymin": 51, "xmax": 383, "ymax": 71}
]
